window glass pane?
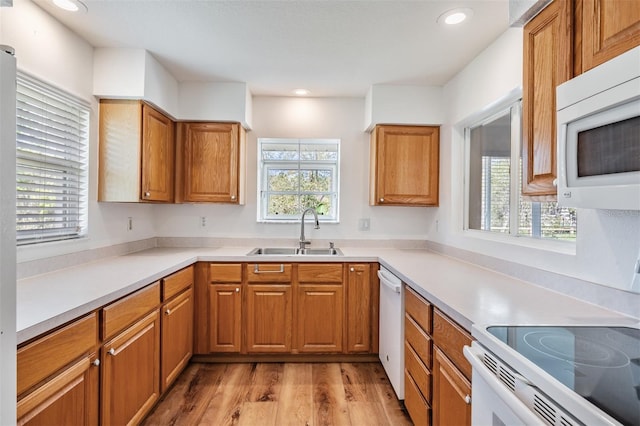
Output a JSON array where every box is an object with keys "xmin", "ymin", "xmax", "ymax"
[
  {"xmin": 268, "ymin": 195, "xmax": 299, "ymax": 216},
  {"xmin": 519, "ymin": 201, "xmax": 577, "ymax": 240},
  {"xmin": 267, "ymin": 169, "xmax": 298, "ymax": 192},
  {"xmin": 301, "ymin": 194, "xmax": 333, "ymax": 216},
  {"xmin": 300, "ymin": 169, "xmax": 332, "ymax": 192},
  {"xmin": 468, "ymin": 111, "xmax": 511, "ymax": 233}
]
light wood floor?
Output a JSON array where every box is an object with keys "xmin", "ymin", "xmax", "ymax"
[{"xmin": 142, "ymin": 362, "xmax": 413, "ymax": 426}]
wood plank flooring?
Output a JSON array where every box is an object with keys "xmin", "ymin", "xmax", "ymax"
[{"xmin": 142, "ymin": 362, "xmax": 412, "ymax": 426}]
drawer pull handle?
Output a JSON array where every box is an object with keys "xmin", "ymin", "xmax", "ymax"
[
  {"xmin": 464, "ymin": 394, "xmax": 471, "ymax": 404},
  {"xmin": 108, "ymin": 348, "xmax": 116, "ymax": 356},
  {"xmin": 253, "ymin": 264, "xmax": 285, "ymax": 274},
  {"xmin": 350, "ymin": 267, "xmax": 355, "ymax": 272},
  {"xmin": 92, "ymin": 359, "xmax": 100, "ymax": 367}
]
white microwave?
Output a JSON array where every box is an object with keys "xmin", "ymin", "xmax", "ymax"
[{"xmin": 556, "ymin": 46, "xmax": 640, "ymax": 210}]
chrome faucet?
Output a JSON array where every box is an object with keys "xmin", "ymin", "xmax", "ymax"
[{"xmin": 299, "ymin": 207, "xmax": 320, "ymax": 250}]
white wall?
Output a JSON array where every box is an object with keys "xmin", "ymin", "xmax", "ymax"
[
  {"xmin": 433, "ymin": 27, "xmax": 640, "ymax": 295},
  {"xmin": 154, "ymin": 96, "xmax": 436, "ymax": 240},
  {"xmin": 2, "ymin": 0, "xmax": 157, "ymax": 263}
]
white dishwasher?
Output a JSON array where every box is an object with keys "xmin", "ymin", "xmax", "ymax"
[{"xmin": 378, "ymin": 266, "xmax": 404, "ymax": 399}]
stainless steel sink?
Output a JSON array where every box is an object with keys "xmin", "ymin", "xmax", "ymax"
[{"xmin": 247, "ymin": 247, "xmax": 343, "ymax": 256}]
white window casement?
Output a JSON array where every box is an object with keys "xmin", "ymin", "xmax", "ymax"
[
  {"xmin": 464, "ymin": 99, "xmax": 577, "ymax": 243},
  {"xmin": 258, "ymin": 138, "xmax": 340, "ymax": 223},
  {"xmin": 16, "ymin": 74, "xmax": 89, "ymax": 245}
]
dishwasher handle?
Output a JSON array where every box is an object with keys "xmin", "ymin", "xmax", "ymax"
[
  {"xmin": 463, "ymin": 345, "xmax": 543, "ymax": 425},
  {"xmin": 377, "ymin": 268, "xmax": 401, "ymax": 293}
]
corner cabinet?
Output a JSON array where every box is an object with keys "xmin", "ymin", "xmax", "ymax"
[
  {"xmin": 98, "ymin": 100, "xmax": 175, "ymax": 202},
  {"xmin": 369, "ymin": 125, "xmax": 439, "ymax": 206},
  {"xmin": 175, "ymin": 122, "xmax": 246, "ymax": 204},
  {"xmin": 522, "ymin": 0, "xmax": 572, "ymax": 197}
]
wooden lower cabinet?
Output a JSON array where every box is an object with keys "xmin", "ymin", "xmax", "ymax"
[
  {"xmin": 246, "ymin": 284, "xmax": 292, "ymax": 353},
  {"xmin": 209, "ymin": 283, "xmax": 242, "ymax": 352},
  {"xmin": 17, "ymin": 354, "xmax": 99, "ymax": 426},
  {"xmin": 404, "ymin": 370, "xmax": 431, "ymax": 426},
  {"xmin": 161, "ymin": 287, "xmax": 194, "ymax": 392},
  {"xmin": 346, "ymin": 264, "xmax": 372, "ymax": 352},
  {"xmin": 101, "ymin": 309, "xmax": 161, "ymax": 426},
  {"xmin": 296, "ymin": 285, "xmax": 343, "ymax": 352},
  {"xmin": 432, "ymin": 348, "xmax": 471, "ymax": 426}
]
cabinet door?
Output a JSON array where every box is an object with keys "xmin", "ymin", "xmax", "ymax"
[
  {"xmin": 432, "ymin": 348, "xmax": 471, "ymax": 426},
  {"xmin": 579, "ymin": 0, "xmax": 640, "ymax": 73},
  {"xmin": 141, "ymin": 104, "xmax": 174, "ymax": 202},
  {"xmin": 178, "ymin": 122, "xmax": 243, "ymax": 203},
  {"xmin": 161, "ymin": 287, "xmax": 194, "ymax": 392},
  {"xmin": 522, "ymin": 0, "xmax": 572, "ymax": 197},
  {"xmin": 296, "ymin": 285, "xmax": 343, "ymax": 353},
  {"xmin": 246, "ymin": 285, "xmax": 292, "ymax": 353},
  {"xmin": 209, "ymin": 283, "xmax": 242, "ymax": 353},
  {"xmin": 370, "ymin": 125, "xmax": 439, "ymax": 206},
  {"xmin": 101, "ymin": 310, "xmax": 160, "ymax": 426},
  {"xmin": 17, "ymin": 354, "xmax": 99, "ymax": 426},
  {"xmin": 346, "ymin": 264, "xmax": 371, "ymax": 352}
]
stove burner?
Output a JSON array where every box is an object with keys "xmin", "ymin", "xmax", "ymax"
[{"xmin": 523, "ymin": 331, "xmax": 630, "ymax": 368}]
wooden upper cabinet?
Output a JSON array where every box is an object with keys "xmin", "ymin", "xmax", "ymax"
[
  {"xmin": 522, "ymin": 0, "xmax": 573, "ymax": 197},
  {"xmin": 98, "ymin": 100, "xmax": 175, "ymax": 202},
  {"xmin": 370, "ymin": 125, "xmax": 439, "ymax": 206},
  {"xmin": 176, "ymin": 122, "xmax": 246, "ymax": 204},
  {"xmin": 578, "ymin": 0, "xmax": 640, "ymax": 73}
]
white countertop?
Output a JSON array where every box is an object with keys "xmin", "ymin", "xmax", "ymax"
[{"xmin": 17, "ymin": 246, "xmax": 638, "ymax": 345}]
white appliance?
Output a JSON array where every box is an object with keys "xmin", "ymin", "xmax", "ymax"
[
  {"xmin": 0, "ymin": 45, "xmax": 17, "ymax": 426},
  {"xmin": 465, "ymin": 324, "xmax": 640, "ymax": 426},
  {"xmin": 556, "ymin": 45, "xmax": 640, "ymax": 210},
  {"xmin": 377, "ymin": 266, "xmax": 404, "ymax": 399}
]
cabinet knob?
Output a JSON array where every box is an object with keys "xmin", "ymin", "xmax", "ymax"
[
  {"xmin": 350, "ymin": 267, "xmax": 355, "ymax": 272},
  {"xmin": 108, "ymin": 348, "xmax": 115, "ymax": 356},
  {"xmin": 144, "ymin": 191, "xmax": 150, "ymax": 197},
  {"xmin": 235, "ymin": 287, "xmax": 240, "ymax": 293},
  {"xmin": 552, "ymin": 179, "xmax": 558, "ymax": 187},
  {"xmin": 92, "ymin": 359, "xmax": 100, "ymax": 367},
  {"xmin": 379, "ymin": 198, "xmax": 384, "ymax": 203},
  {"xmin": 231, "ymin": 195, "xmax": 237, "ymax": 200},
  {"xmin": 165, "ymin": 309, "xmax": 171, "ymax": 315},
  {"xmin": 464, "ymin": 395, "xmax": 471, "ymax": 404}
]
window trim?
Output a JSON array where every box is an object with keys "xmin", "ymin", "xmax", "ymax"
[
  {"xmin": 257, "ymin": 138, "xmax": 340, "ymax": 223},
  {"xmin": 16, "ymin": 72, "xmax": 90, "ymax": 246},
  {"xmin": 460, "ymin": 89, "xmax": 576, "ymax": 252}
]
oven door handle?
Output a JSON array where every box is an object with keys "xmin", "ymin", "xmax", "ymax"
[{"xmin": 463, "ymin": 345, "xmax": 543, "ymax": 425}]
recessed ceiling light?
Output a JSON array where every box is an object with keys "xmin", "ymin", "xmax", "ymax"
[
  {"xmin": 437, "ymin": 8, "xmax": 473, "ymax": 25},
  {"xmin": 52, "ymin": 0, "xmax": 87, "ymax": 13},
  {"xmin": 294, "ymin": 89, "xmax": 310, "ymax": 96}
]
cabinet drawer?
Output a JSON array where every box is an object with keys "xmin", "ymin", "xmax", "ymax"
[
  {"xmin": 246, "ymin": 263, "xmax": 292, "ymax": 282},
  {"xmin": 298, "ymin": 263, "xmax": 343, "ymax": 283},
  {"xmin": 405, "ymin": 286, "xmax": 431, "ymax": 334},
  {"xmin": 18, "ymin": 313, "xmax": 98, "ymax": 396},
  {"xmin": 162, "ymin": 266, "xmax": 194, "ymax": 300},
  {"xmin": 209, "ymin": 263, "xmax": 242, "ymax": 283},
  {"xmin": 432, "ymin": 309, "xmax": 472, "ymax": 380},
  {"xmin": 405, "ymin": 341, "xmax": 431, "ymax": 403},
  {"xmin": 102, "ymin": 282, "xmax": 160, "ymax": 340},
  {"xmin": 405, "ymin": 314, "xmax": 432, "ymax": 368},
  {"xmin": 404, "ymin": 370, "xmax": 431, "ymax": 426}
]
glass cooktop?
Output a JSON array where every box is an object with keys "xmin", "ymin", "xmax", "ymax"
[{"xmin": 487, "ymin": 326, "xmax": 640, "ymax": 426}]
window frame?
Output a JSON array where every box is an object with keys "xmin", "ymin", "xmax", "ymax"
[
  {"xmin": 257, "ymin": 138, "xmax": 340, "ymax": 223},
  {"xmin": 461, "ymin": 94, "xmax": 576, "ymax": 250},
  {"xmin": 16, "ymin": 72, "xmax": 90, "ymax": 246}
]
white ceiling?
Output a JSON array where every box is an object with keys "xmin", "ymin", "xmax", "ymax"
[{"xmin": 34, "ymin": 0, "xmax": 511, "ymax": 97}]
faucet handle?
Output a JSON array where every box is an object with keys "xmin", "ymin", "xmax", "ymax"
[{"xmin": 329, "ymin": 241, "xmax": 334, "ymax": 248}]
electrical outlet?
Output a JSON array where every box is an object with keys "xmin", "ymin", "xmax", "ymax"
[
  {"xmin": 359, "ymin": 218, "xmax": 370, "ymax": 231},
  {"xmin": 200, "ymin": 216, "xmax": 207, "ymax": 228},
  {"xmin": 127, "ymin": 217, "xmax": 133, "ymax": 231}
]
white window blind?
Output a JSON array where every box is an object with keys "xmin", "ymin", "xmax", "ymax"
[{"xmin": 16, "ymin": 74, "xmax": 89, "ymax": 245}]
